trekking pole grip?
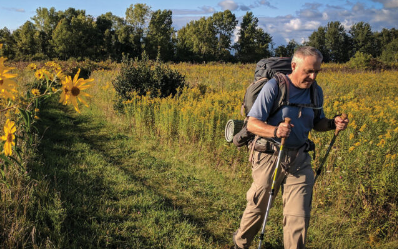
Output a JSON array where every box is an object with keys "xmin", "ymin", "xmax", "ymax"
[
  {"xmin": 335, "ymin": 113, "xmax": 348, "ymax": 136},
  {"xmin": 281, "ymin": 117, "xmax": 291, "ymax": 146}
]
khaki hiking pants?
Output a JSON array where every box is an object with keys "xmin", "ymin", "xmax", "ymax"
[{"xmin": 235, "ymin": 147, "xmax": 314, "ymax": 249}]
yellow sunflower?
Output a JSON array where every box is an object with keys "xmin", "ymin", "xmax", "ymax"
[
  {"xmin": 34, "ymin": 69, "xmax": 51, "ymax": 80},
  {"xmin": 27, "ymin": 63, "xmax": 37, "ymax": 70},
  {"xmin": 1, "ymin": 119, "xmax": 16, "ymax": 156},
  {"xmin": 59, "ymin": 69, "xmax": 94, "ymax": 113},
  {"xmin": 31, "ymin": 88, "xmax": 40, "ymax": 96},
  {"xmin": 0, "ymin": 57, "xmax": 18, "ymax": 100}
]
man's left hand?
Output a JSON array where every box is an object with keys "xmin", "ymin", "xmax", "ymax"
[{"xmin": 335, "ymin": 115, "xmax": 349, "ymax": 132}]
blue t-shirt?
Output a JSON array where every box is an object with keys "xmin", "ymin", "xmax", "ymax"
[{"xmin": 248, "ymin": 76, "xmax": 325, "ymax": 148}]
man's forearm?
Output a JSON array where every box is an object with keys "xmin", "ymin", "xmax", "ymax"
[
  {"xmin": 247, "ymin": 116, "xmax": 277, "ymax": 138},
  {"xmin": 313, "ymin": 118, "xmax": 335, "ymax": 132}
]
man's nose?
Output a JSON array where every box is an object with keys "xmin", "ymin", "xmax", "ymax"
[{"xmin": 309, "ymin": 72, "xmax": 317, "ymax": 80}]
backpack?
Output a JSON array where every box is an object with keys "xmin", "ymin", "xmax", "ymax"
[{"xmin": 229, "ymin": 57, "xmax": 321, "ymax": 147}]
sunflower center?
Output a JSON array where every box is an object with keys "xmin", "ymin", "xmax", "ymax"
[
  {"xmin": 71, "ymin": 86, "xmax": 80, "ymax": 96},
  {"xmin": 0, "ymin": 79, "xmax": 3, "ymax": 85},
  {"xmin": 7, "ymin": 133, "xmax": 13, "ymax": 143}
]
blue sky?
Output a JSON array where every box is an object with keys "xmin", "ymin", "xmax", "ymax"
[{"xmin": 1, "ymin": 0, "xmax": 397, "ymax": 46}]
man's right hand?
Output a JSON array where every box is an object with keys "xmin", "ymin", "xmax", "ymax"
[{"xmin": 276, "ymin": 121, "xmax": 293, "ymax": 138}]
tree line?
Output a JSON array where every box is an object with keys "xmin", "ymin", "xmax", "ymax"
[{"xmin": 1, "ymin": 3, "xmax": 398, "ymax": 63}]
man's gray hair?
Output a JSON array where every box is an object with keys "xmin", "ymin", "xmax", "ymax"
[{"xmin": 292, "ymin": 46, "xmax": 323, "ymax": 63}]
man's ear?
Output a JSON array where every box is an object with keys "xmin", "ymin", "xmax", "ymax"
[{"xmin": 291, "ymin": 61, "xmax": 297, "ymax": 72}]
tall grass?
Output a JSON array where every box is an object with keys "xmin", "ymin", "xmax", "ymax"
[
  {"xmin": 1, "ymin": 62, "xmax": 397, "ymax": 248},
  {"xmin": 118, "ymin": 63, "xmax": 398, "ymax": 248}
]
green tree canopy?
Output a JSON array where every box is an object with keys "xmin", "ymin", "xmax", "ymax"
[
  {"xmin": 349, "ymin": 22, "xmax": 375, "ymax": 56},
  {"xmin": 234, "ymin": 12, "xmax": 272, "ymax": 62},
  {"xmin": 145, "ymin": 9, "xmax": 174, "ymax": 61}
]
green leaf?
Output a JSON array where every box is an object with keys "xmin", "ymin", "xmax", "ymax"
[{"xmin": 0, "ymin": 153, "xmax": 12, "ymax": 165}]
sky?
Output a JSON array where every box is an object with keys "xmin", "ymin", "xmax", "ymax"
[{"xmin": 1, "ymin": 0, "xmax": 398, "ymax": 46}]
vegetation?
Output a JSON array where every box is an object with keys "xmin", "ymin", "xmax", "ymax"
[
  {"xmin": 112, "ymin": 54, "xmax": 185, "ymax": 111},
  {"xmin": 1, "ymin": 4, "xmax": 398, "ymax": 63},
  {"xmin": 1, "ymin": 47, "xmax": 398, "ymax": 248}
]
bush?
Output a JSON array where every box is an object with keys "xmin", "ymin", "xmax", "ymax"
[
  {"xmin": 348, "ymin": 51, "xmax": 387, "ymax": 71},
  {"xmin": 380, "ymin": 38, "xmax": 398, "ymax": 63},
  {"xmin": 113, "ymin": 53, "xmax": 185, "ymax": 111},
  {"xmin": 348, "ymin": 51, "xmax": 373, "ymax": 70}
]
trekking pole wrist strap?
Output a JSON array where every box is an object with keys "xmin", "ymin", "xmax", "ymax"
[
  {"xmin": 273, "ymin": 126, "xmax": 278, "ymax": 138},
  {"xmin": 328, "ymin": 118, "xmax": 337, "ymax": 130}
]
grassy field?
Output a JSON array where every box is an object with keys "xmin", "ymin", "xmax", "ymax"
[{"xmin": 1, "ymin": 61, "xmax": 398, "ymax": 248}]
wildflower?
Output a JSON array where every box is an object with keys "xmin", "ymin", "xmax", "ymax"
[
  {"xmin": 31, "ymin": 88, "xmax": 40, "ymax": 96},
  {"xmin": 349, "ymin": 146, "xmax": 355, "ymax": 152},
  {"xmin": 55, "ymin": 70, "xmax": 66, "ymax": 81},
  {"xmin": 27, "ymin": 63, "xmax": 37, "ymax": 70},
  {"xmin": 59, "ymin": 69, "xmax": 94, "ymax": 113},
  {"xmin": 35, "ymin": 69, "xmax": 45, "ymax": 80},
  {"xmin": 377, "ymin": 139, "xmax": 386, "ymax": 147},
  {"xmin": 0, "ymin": 57, "xmax": 18, "ymax": 100},
  {"xmin": 1, "ymin": 119, "xmax": 16, "ymax": 156},
  {"xmin": 349, "ymin": 133, "xmax": 354, "ymax": 140},
  {"xmin": 359, "ymin": 123, "xmax": 367, "ymax": 132}
]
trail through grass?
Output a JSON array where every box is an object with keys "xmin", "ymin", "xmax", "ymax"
[{"xmin": 31, "ymin": 98, "xmax": 257, "ymax": 249}]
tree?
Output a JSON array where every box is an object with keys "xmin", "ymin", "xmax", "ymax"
[
  {"xmin": 349, "ymin": 22, "xmax": 374, "ymax": 56},
  {"xmin": 13, "ymin": 21, "xmax": 40, "ymax": 60},
  {"xmin": 125, "ymin": 3, "xmax": 152, "ymax": 58},
  {"xmin": 145, "ymin": 9, "xmax": 174, "ymax": 61},
  {"xmin": 285, "ymin": 39, "xmax": 299, "ymax": 57},
  {"xmin": 51, "ymin": 8, "xmax": 97, "ymax": 59},
  {"xmin": 0, "ymin": 28, "xmax": 15, "ymax": 59},
  {"xmin": 234, "ymin": 12, "xmax": 272, "ymax": 62},
  {"xmin": 176, "ymin": 17, "xmax": 218, "ymax": 62},
  {"xmin": 211, "ymin": 10, "xmax": 238, "ymax": 61},
  {"xmin": 374, "ymin": 28, "xmax": 398, "ymax": 57},
  {"xmin": 51, "ymin": 18, "xmax": 74, "ymax": 59},
  {"xmin": 274, "ymin": 45, "xmax": 288, "ymax": 57},
  {"xmin": 380, "ymin": 38, "xmax": 398, "ymax": 63},
  {"xmin": 306, "ymin": 26, "xmax": 330, "ymax": 61},
  {"xmin": 325, "ymin": 21, "xmax": 352, "ymax": 62},
  {"xmin": 31, "ymin": 7, "xmax": 59, "ymax": 57}
]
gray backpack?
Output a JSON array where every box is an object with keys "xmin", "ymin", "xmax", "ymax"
[{"xmin": 226, "ymin": 57, "xmax": 321, "ymax": 147}]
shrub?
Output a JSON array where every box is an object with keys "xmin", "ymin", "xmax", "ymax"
[
  {"xmin": 113, "ymin": 53, "xmax": 185, "ymax": 111},
  {"xmin": 348, "ymin": 51, "xmax": 387, "ymax": 71},
  {"xmin": 380, "ymin": 38, "xmax": 398, "ymax": 63},
  {"xmin": 348, "ymin": 51, "xmax": 373, "ymax": 70}
]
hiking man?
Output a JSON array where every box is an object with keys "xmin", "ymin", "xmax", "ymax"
[{"xmin": 233, "ymin": 46, "xmax": 349, "ymax": 249}]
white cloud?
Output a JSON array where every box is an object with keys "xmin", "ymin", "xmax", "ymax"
[
  {"xmin": 372, "ymin": 8, "xmax": 392, "ymax": 21},
  {"xmin": 299, "ymin": 9, "xmax": 322, "ymax": 18},
  {"xmin": 199, "ymin": 6, "xmax": 215, "ymax": 13},
  {"xmin": 218, "ymin": 0, "xmax": 239, "ymax": 11},
  {"xmin": 284, "ymin": 19, "xmax": 302, "ymax": 31},
  {"xmin": 2, "ymin": 7, "xmax": 25, "ymax": 12},
  {"xmin": 305, "ymin": 21, "xmax": 321, "ymax": 30},
  {"xmin": 372, "ymin": 0, "xmax": 398, "ymax": 9},
  {"xmin": 240, "ymin": 5, "xmax": 251, "ymax": 11}
]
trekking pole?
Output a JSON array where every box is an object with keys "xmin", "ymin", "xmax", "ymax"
[
  {"xmin": 258, "ymin": 117, "xmax": 291, "ymax": 249},
  {"xmin": 314, "ymin": 113, "xmax": 348, "ymax": 182}
]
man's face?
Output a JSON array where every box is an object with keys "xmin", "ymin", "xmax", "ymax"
[{"xmin": 291, "ymin": 55, "xmax": 322, "ymax": 89}]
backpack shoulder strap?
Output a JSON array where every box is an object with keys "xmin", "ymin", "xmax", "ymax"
[
  {"xmin": 310, "ymin": 80, "xmax": 322, "ymax": 119},
  {"xmin": 241, "ymin": 77, "xmax": 269, "ymax": 117},
  {"xmin": 269, "ymin": 73, "xmax": 289, "ymax": 117}
]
